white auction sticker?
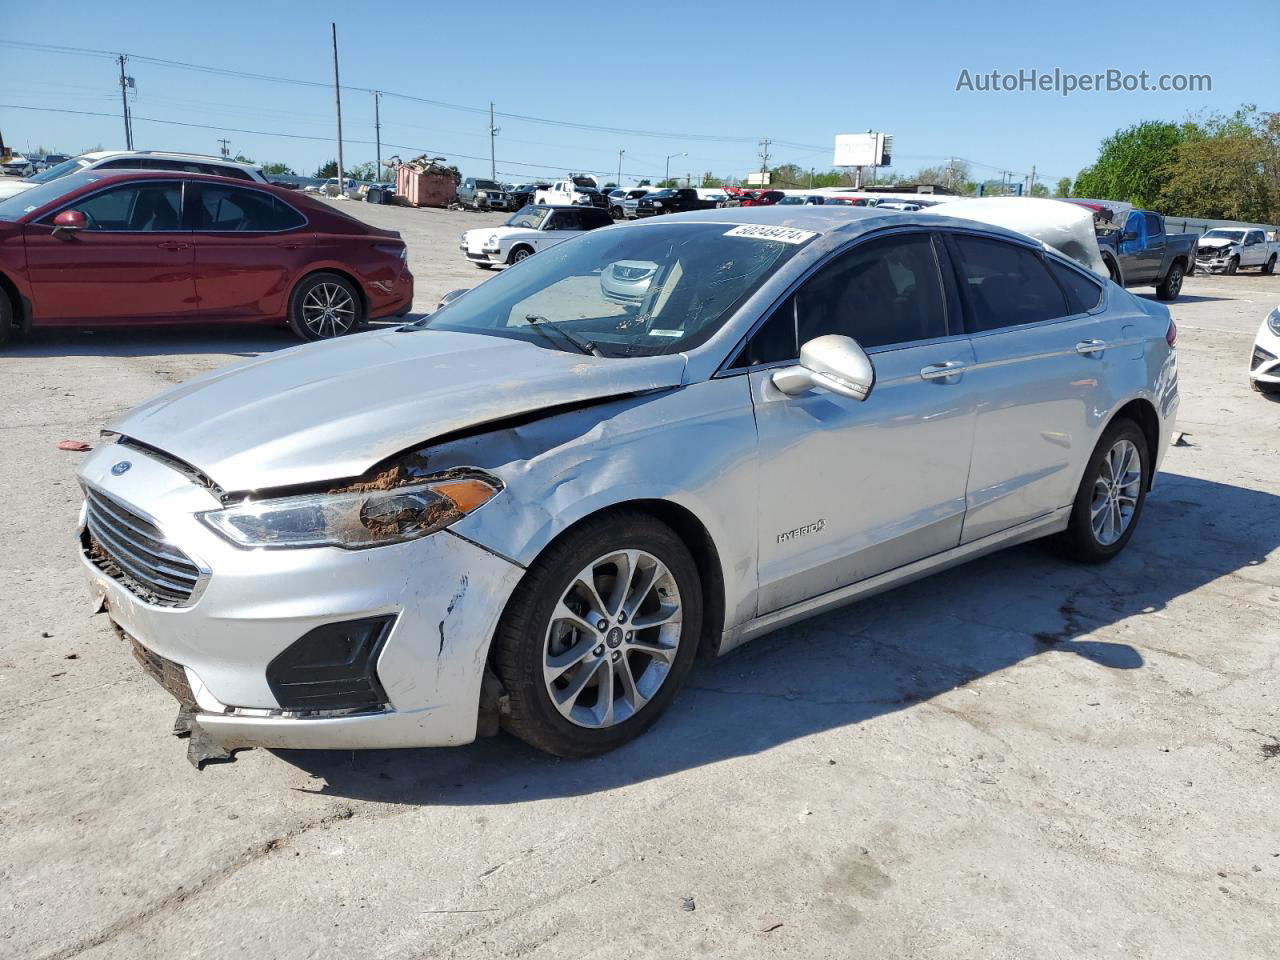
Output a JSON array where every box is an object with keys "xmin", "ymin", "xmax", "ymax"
[{"xmin": 723, "ymin": 224, "xmax": 818, "ymax": 244}]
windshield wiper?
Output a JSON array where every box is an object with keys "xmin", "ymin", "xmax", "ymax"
[{"xmin": 524, "ymin": 314, "xmax": 604, "ymax": 357}]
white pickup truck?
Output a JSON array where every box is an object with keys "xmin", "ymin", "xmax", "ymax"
[
  {"xmin": 1196, "ymin": 227, "xmax": 1278, "ymax": 275},
  {"xmin": 534, "ymin": 175, "xmax": 607, "ymax": 209}
]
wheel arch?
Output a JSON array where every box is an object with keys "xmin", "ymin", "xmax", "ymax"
[
  {"xmin": 1100, "ymin": 249, "xmax": 1123, "ymax": 286},
  {"xmin": 0, "ymin": 269, "xmax": 31, "ymax": 333},
  {"xmin": 1106, "ymin": 397, "xmax": 1161, "ymax": 489}
]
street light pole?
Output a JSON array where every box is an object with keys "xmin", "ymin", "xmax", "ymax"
[
  {"xmin": 618, "ymin": 148, "xmax": 624, "ymax": 186},
  {"xmin": 665, "ymin": 152, "xmax": 687, "ymax": 185},
  {"xmin": 331, "ymin": 23, "xmax": 345, "ymax": 195}
]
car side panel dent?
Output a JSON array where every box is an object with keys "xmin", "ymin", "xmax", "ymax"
[{"xmin": 444, "ymin": 376, "xmax": 761, "ymax": 631}]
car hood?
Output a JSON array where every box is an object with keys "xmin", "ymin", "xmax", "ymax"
[
  {"xmin": 108, "ymin": 328, "xmax": 687, "ymax": 492},
  {"xmin": 0, "ymin": 179, "xmax": 36, "ymax": 200},
  {"xmin": 1198, "ymin": 236, "xmax": 1237, "ymax": 249}
]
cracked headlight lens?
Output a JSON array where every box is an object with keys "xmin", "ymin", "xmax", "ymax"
[{"xmin": 199, "ymin": 474, "xmax": 501, "ymax": 549}]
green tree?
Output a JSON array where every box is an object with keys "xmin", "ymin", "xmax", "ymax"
[
  {"xmin": 699, "ymin": 172, "xmax": 723, "ymax": 187},
  {"xmin": 1054, "ymin": 177, "xmax": 1071, "ymax": 198},
  {"xmin": 262, "ymin": 162, "xmax": 295, "ymax": 176},
  {"xmin": 1029, "ymin": 182, "xmax": 1049, "ymax": 197},
  {"xmin": 1071, "ymin": 120, "xmax": 1190, "ymax": 206},
  {"xmin": 347, "ymin": 161, "xmax": 379, "ymax": 181},
  {"xmin": 1158, "ymin": 133, "xmax": 1275, "ymax": 222},
  {"xmin": 314, "ymin": 159, "xmax": 338, "ymax": 179}
]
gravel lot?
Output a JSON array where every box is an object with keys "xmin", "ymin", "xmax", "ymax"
[{"xmin": 2, "ymin": 200, "xmax": 1278, "ymax": 960}]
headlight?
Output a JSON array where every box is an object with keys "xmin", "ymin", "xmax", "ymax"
[
  {"xmin": 477, "ymin": 190, "xmax": 488, "ymax": 197},
  {"xmin": 1267, "ymin": 307, "xmax": 1280, "ymax": 337},
  {"xmin": 487, "ymin": 234, "xmax": 499, "ymax": 246},
  {"xmin": 198, "ymin": 473, "xmax": 502, "ymax": 549},
  {"xmin": 653, "ymin": 201, "xmax": 664, "ymax": 208}
]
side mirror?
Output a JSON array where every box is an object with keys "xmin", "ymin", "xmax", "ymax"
[
  {"xmin": 771, "ymin": 334, "xmax": 875, "ymax": 401},
  {"xmin": 52, "ymin": 209, "xmax": 87, "ymax": 238},
  {"xmin": 436, "ymin": 288, "xmax": 468, "ymax": 311}
]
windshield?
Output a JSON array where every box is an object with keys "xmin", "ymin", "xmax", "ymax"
[
  {"xmin": 26, "ymin": 157, "xmax": 88, "ymax": 184},
  {"xmin": 1202, "ymin": 229, "xmax": 1245, "ymax": 241},
  {"xmin": 0, "ymin": 170, "xmax": 103, "ymax": 221},
  {"xmin": 419, "ymin": 221, "xmax": 811, "ymax": 357},
  {"xmin": 505, "ymin": 207, "xmax": 549, "ymax": 229},
  {"xmin": 474, "ymin": 180, "xmax": 500, "ymax": 190}
]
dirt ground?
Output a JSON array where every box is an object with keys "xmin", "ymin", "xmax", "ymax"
[{"xmin": 1, "ymin": 201, "xmax": 1277, "ymax": 960}]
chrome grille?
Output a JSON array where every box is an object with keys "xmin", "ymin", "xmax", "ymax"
[{"xmin": 82, "ymin": 486, "xmax": 202, "ymax": 607}]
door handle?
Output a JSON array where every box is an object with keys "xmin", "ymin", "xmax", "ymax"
[
  {"xmin": 1076, "ymin": 339, "xmax": 1107, "ymax": 355},
  {"xmin": 275, "ymin": 241, "xmax": 306, "ymax": 250},
  {"xmin": 920, "ymin": 360, "xmax": 968, "ymax": 381},
  {"xmin": 156, "ymin": 241, "xmax": 190, "ymax": 251}
]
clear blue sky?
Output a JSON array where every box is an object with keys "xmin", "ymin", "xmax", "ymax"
[{"xmin": 2, "ymin": 0, "xmax": 1274, "ymax": 186}]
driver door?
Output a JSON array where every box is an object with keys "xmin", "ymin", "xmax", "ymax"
[
  {"xmin": 734, "ymin": 231, "xmax": 978, "ymax": 613},
  {"xmin": 24, "ymin": 180, "xmax": 196, "ymax": 323}
]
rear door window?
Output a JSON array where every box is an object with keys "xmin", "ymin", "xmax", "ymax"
[
  {"xmin": 196, "ymin": 184, "xmax": 305, "ymax": 231},
  {"xmin": 950, "ymin": 235, "xmax": 1068, "ymax": 331},
  {"xmin": 1047, "ymin": 258, "xmax": 1103, "ymax": 314}
]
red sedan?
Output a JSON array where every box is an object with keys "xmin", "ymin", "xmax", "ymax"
[{"xmin": 0, "ymin": 170, "xmax": 413, "ymax": 344}]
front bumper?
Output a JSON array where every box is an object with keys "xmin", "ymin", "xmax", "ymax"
[
  {"xmin": 76, "ymin": 443, "xmax": 524, "ymax": 751},
  {"xmin": 464, "ymin": 248, "xmax": 503, "ymax": 264},
  {"xmin": 1196, "ymin": 255, "xmax": 1235, "ymax": 273},
  {"xmin": 1251, "ymin": 319, "xmax": 1280, "ymax": 384}
]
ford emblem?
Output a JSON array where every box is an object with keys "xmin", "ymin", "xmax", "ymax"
[{"xmin": 111, "ymin": 461, "xmax": 132, "ymax": 476}]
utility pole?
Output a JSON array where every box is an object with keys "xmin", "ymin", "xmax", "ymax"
[
  {"xmin": 758, "ymin": 138, "xmax": 771, "ymax": 185},
  {"xmin": 617, "ymin": 148, "xmax": 624, "ymax": 186},
  {"xmin": 117, "ymin": 55, "xmax": 133, "ymax": 150},
  {"xmin": 1028, "ymin": 164, "xmax": 1036, "ymax": 196},
  {"xmin": 331, "ymin": 23, "xmax": 345, "ymax": 194},
  {"xmin": 488, "ymin": 102, "xmax": 499, "ymax": 182},
  {"xmin": 373, "ymin": 91, "xmax": 382, "ymax": 177},
  {"xmin": 217, "ymin": 139, "xmax": 230, "ymax": 158}
]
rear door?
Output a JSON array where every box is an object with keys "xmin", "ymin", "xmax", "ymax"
[
  {"xmin": 945, "ymin": 232, "xmax": 1113, "ymax": 542},
  {"xmin": 189, "ymin": 182, "xmax": 312, "ymax": 321},
  {"xmin": 24, "ymin": 179, "xmax": 195, "ymax": 323}
]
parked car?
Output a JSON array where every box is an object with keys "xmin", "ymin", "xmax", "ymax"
[
  {"xmin": 607, "ymin": 188, "xmax": 646, "ymax": 218},
  {"xmin": 739, "ymin": 190, "xmax": 785, "ymax": 207},
  {"xmin": 1251, "ymin": 303, "xmax": 1280, "ymax": 394},
  {"xmin": 457, "ymin": 177, "xmax": 513, "ymax": 211},
  {"xmin": 1195, "ymin": 227, "xmax": 1277, "ymax": 275},
  {"xmin": 0, "ymin": 150, "xmax": 268, "ymax": 203},
  {"xmin": 1094, "ymin": 210, "xmax": 1197, "ymax": 300},
  {"xmin": 321, "ymin": 177, "xmax": 361, "ymax": 199},
  {"xmin": 535, "ymin": 176, "xmax": 608, "ymax": 208},
  {"xmin": 39, "ymin": 153, "xmax": 70, "ymax": 171},
  {"xmin": 635, "ymin": 188, "xmax": 719, "ymax": 217},
  {"xmin": 694, "ymin": 188, "xmax": 729, "ymax": 206},
  {"xmin": 459, "ymin": 204, "xmax": 613, "ymax": 268},
  {"xmin": 508, "ymin": 183, "xmax": 540, "ymax": 209},
  {"xmin": 0, "ymin": 154, "xmax": 35, "ymax": 177},
  {"xmin": 0, "ymin": 170, "xmax": 412, "ymax": 345},
  {"xmin": 75, "ymin": 205, "xmax": 1178, "ymax": 764},
  {"xmin": 777, "ymin": 195, "xmax": 825, "ymax": 206},
  {"xmin": 619, "ymin": 190, "xmax": 655, "ymax": 219}
]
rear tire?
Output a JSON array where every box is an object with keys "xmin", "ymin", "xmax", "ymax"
[
  {"xmin": 0, "ymin": 287, "xmax": 13, "ymax": 347},
  {"xmin": 1155, "ymin": 262, "xmax": 1184, "ymax": 301},
  {"xmin": 492, "ymin": 510, "xmax": 703, "ymax": 758},
  {"xmin": 1263, "ymin": 254, "xmax": 1276, "ymax": 275},
  {"xmin": 1057, "ymin": 419, "xmax": 1149, "ymax": 563},
  {"xmin": 286, "ymin": 272, "xmax": 363, "ymax": 342}
]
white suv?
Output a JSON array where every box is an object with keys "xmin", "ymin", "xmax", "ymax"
[{"xmin": 0, "ymin": 151, "xmax": 267, "ymax": 202}]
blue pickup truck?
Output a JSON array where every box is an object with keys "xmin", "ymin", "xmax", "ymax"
[{"xmin": 1094, "ymin": 209, "xmax": 1198, "ymax": 302}]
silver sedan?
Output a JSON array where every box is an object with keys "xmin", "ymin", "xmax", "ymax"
[{"xmin": 76, "ymin": 206, "xmax": 1179, "ymax": 763}]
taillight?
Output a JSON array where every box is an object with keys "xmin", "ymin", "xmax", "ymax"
[{"xmin": 1166, "ymin": 319, "xmax": 1177, "ymax": 347}]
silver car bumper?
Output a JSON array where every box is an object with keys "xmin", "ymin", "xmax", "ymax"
[{"xmin": 76, "ymin": 443, "xmax": 525, "ymax": 752}]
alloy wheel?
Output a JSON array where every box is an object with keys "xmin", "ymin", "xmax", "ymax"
[
  {"xmin": 542, "ymin": 549, "xmax": 682, "ymax": 729},
  {"xmin": 1090, "ymin": 438, "xmax": 1142, "ymax": 546},
  {"xmin": 301, "ymin": 282, "xmax": 357, "ymax": 338}
]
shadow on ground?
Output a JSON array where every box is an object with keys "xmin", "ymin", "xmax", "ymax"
[
  {"xmin": 7, "ymin": 325, "xmax": 299, "ymax": 359},
  {"xmin": 277, "ymin": 472, "xmax": 1276, "ymax": 805}
]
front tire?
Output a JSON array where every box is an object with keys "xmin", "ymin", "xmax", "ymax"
[
  {"xmin": 1226, "ymin": 256, "xmax": 1239, "ymax": 275},
  {"xmin": 287, "ymin": 272, "xmax": 363, "ymax": 342},
  {"xmin": 0, "ymin": 286, "xmax": 13, "ymax": 347},
  {"xmin": 1155, "ymin": 262, "xmax": 1184, "ymax": 301},
  {"xmin": 492, "ymin": 511, "xmax": 703, "ymax": 758},
  {"xmin": 1251, "ymin": 378, "xmax": 1280, "ymax": 395},
  {"xmin": 508, "ymin": 247, "xmax": 532, "ymax": 265},
  {"xmin": 1057, "ymin": 419, "xmax": 1149, "ymax": 563}
]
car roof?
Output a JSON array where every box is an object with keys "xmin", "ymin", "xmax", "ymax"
[
  {"xmin": 623, "ymin": 202, "xmax": 1044, "ymax": 247},
  {"xmin": 79, "ymin": 150, "xmax": 262, "ymax": 171}
]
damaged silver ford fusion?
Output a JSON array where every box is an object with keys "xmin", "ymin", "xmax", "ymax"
[{"xmin": 76, "ymin": 205, "xmax": 1179, "ymax": 765}]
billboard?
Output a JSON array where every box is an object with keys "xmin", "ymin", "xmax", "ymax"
[
  {"xmin": 744, "ymin": 171, "xmax": 771, "ymax": 186},
  {"xmin": 834, "ymin": 132, "xmax": 892, "ymax": 167}
]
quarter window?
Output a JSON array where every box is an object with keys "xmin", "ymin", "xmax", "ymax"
[
  {"xmin": 950, "ymin": 235, "xmax": 1068, "ymax": 331},
  {"xmin": 196, "ymin": 185, "xmax": 304, "ymax": 231},
  {"xmin": 54, "ymin": 182, "xmax": 183, "ymax": 231},
  {"xmin": 1047, "ymin": 259, "xmax": 1103, "ymax": 314},
  {"xmin": 735, "ymin": 232, "xmax": 949, "ymax": 366}
]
